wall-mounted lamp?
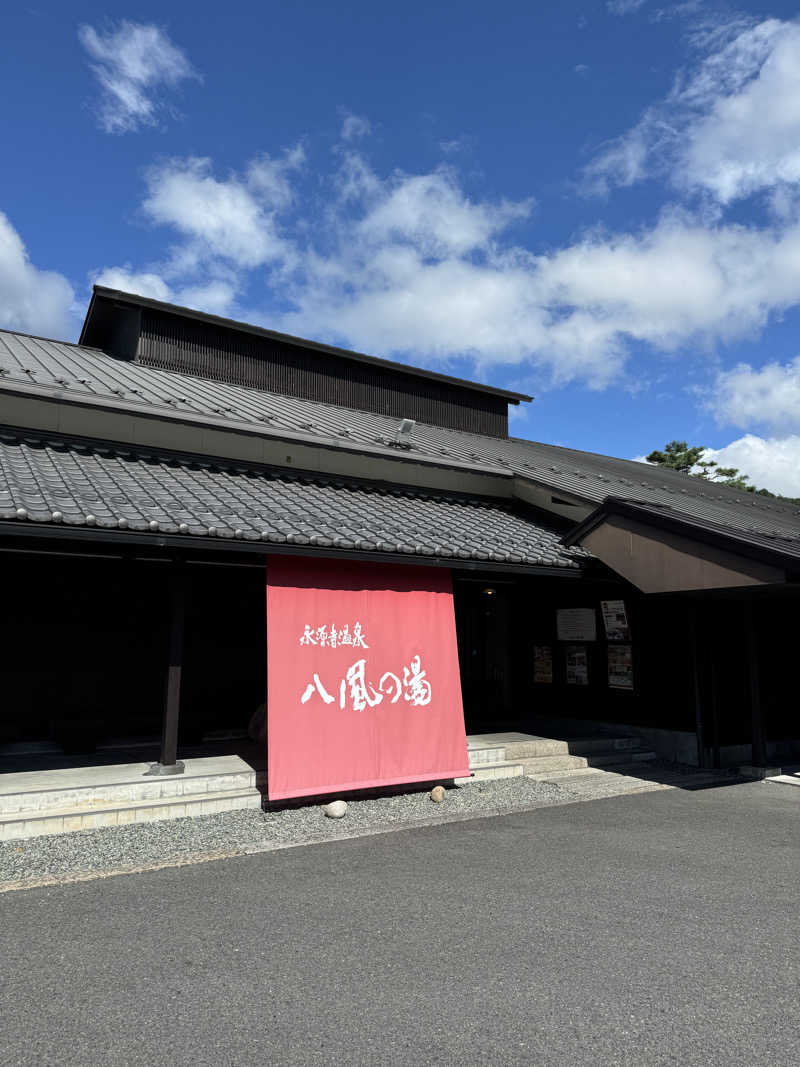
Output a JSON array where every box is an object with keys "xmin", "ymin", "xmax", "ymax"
[{"xmin": 482, "ymin": 587, "xmax": 497, "ymax": 597}]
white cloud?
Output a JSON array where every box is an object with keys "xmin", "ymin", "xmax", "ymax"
[
  {"xmin": 280, "ymin": 180, "xmax": 800, "ymax": 387},
  {"xmin": 356, "ymin": 167, "xmax": 533, "ymax": 257},
  {"xmin": 94, "ymin": 146, "xmax": 800, "ymax": 390},
  {"xmin": 92, "ymin": 266, "xmax": 172, "ymax": 302},
  {"xmin": 78, "ymin": 20, "xmax": 198, "ymax": 134},
  {"xmin": 92, "ymin": 267, "xmax": 236, "ymax": 317},
  {"xmin": 704, "ymin": 434, "xmax": 800, "ymax": 496},
  {"xmin": 340, "ymin": 112, "xmax": 371, "ymax": 142},
  {"xmin": 584, "ymin": 18, "xmax": 800, "ymax": 204},
  {"xmin": 0, "ymin": 212, "xmax": 74, "ymax": 338},
  {"xmin": 709, "ymin": 357, "xmax": 800, "ymax": 430},
  {"xmin": 175, "ymin": 280, "xmax": 237, "ymax": 316},
  {"xmin": 607, "ymin": 1, "xmax": 647, "ymax": 15},
  {"xmin": 141, "ymin": 154, "xmax": 300, "ymax": 270}
]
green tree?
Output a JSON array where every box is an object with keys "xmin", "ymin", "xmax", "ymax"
[
  {"xmin": 646, "ymin": 440, "xmax": 775, "ymax": 495},
  {"xmin": 645, "ymin": 440, "xmax": 706, "ymax": 474}
]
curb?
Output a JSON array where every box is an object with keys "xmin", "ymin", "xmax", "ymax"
[
  {"xmin": 0, "ymin": 773, "xmax": 752, "ymax": 894},
  {"xmin": 0, "ymin": 795, "xmax": 577, "ymax": 894}
]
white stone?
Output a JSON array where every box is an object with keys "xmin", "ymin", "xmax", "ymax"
[
  {"xmin": 323, "ymin": 800, "xmax": 347, "ymax": 819},
  {"xmin": 430, "ymin": 786, "xmax": 445, "ymax": 803}
]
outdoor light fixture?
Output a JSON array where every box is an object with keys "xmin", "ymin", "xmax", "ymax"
[
  {"xmin": 391, "ymin": 418, "xmax": 416, "ymax": 448},
  {"xmin": 482, "ymin": 587, "xmax": 497, "ymax": 597}
]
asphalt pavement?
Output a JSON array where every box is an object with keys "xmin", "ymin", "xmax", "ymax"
[{"xmin": 1, "ymin": 779, "xmax": 798, "ymax": 1066}]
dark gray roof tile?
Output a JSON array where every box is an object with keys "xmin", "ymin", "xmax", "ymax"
[
  {"xmin": 3, "ymin": 327, "xmax": 793, "ymax": 560},
  {"xmin": 0, "ymin": 430, "xmax": 585, "ymax": 569}
]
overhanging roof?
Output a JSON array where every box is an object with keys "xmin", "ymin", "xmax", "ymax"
[
  {"xmin": 3, "ymin": 326, "xmax": 799, "ymax": 568},
  {"xmin": 564, "ymin": 496, "xmax": 800, "ymax": 570},
  {"xmin": 0, "ymin": 428, "xmax": 588, "ymax": 571},
  {"xmin": 561, "ymin": 496, "xmax": 796, "ymax": 592}
]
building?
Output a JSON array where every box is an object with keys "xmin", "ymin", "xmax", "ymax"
[{"xmin": 1, "ymin": 286, "xmax": 798, "ymax": 831}]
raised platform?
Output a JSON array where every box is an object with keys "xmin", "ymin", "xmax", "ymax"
[
  {"xmin": 0, "ymin": 731, "xmax": 662, "ymax": 841},
  {"xmin": 0, "ymin": 755, "xmax": 261, "ymax": 841},
  {"xmin": 460, "ymin": 731, "xmax": 655, "ymax": 784},
  {"xmin": 765, "ymin": 765, "xmax": 800, "ymax": 788}
]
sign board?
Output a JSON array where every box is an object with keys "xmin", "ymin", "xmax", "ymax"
[
  {"xmin": 608, "ymin": 644, "xmax": 634, "ymax": 689},
  {"xmin": 556, "ymin": 607, "xmax": 597, "ymax": 642},
  {"xmin": 565, "ymin": 644, "xmax": 589, "ymax": 686},
  {"xmin": 533, "ymin": 645, "xmax": 553, "ymax": 684},
  {"xmin": 601, "ymin": 600, "xmax": 631, "ymax": 642},
  {"xmin": 265, "ymin": 555, "xmax": 470, "ymax": 800}
]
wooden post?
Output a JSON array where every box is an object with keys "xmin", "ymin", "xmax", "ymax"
[
  {"xmin": 147, "ymin": 563, "xmax": 186, "ymax": 776},
  {"xmin": 746, "ymin": 601, "xmax": 767, "ymax": 767},
  {"xmin": 688, "ymin": 603, "xmax": 707, "ymax": 768}
]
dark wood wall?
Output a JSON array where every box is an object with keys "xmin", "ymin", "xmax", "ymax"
[{"xmin": 136, "ymin": 309, "xmax": 510, "ymax": 437}]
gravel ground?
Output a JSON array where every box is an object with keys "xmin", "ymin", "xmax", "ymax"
[{"xmin": 0, "ymin": 776, "xmax": 578, "ymax": 888}]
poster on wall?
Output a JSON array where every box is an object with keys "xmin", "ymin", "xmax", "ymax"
[
  {"xmin": 556, "ymin": 607, "xmax": 597, "ymax": 642},
  {"xmin": 533, "ymin": 645, "xmax": 553, "ymax": 684},
  {"xmin": 265, "ymin": 556, "xmax": 470, "ymax": 800},
  {"xmin": 565, "ymin": 644, "xmax": 589, "ymax": 686},
  {"xmin": 601, "ymin": 600, "xmax": 631, "ymax": 642},
  {"xmin": 608, "ymin": 644, "xmax": 634, "ymax": 689}
]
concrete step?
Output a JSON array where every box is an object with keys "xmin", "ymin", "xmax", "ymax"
[
  {"xmin": 525, "ymin": 767, "xmax": 608, "ymax": 782},
  {"xmin": 0, "ymin": 786, "xmax": 262, "ymax": 841},
  {"xmin": 0, "ymin": 755, "xmax": 256, "ymax": 816},
  {"xmin": 516, "ymin": 750, "xmax": 656, "ymax": 775},
  {"xmin": 531, "ymin": 763, "xmax": 742, "ymax": 796},
  {"xmin": 456, "ymin": 761, "xmax": 524, "ymax": 785},
  {"xmin": 503, "ymin": 736, "xmax": 640, "ymax": 760},
  {"xmin": 766, "ymin": 774, "xmax": 800, "ymax": 788},
  {"xmin": 466, "ymin": 744, "xmax": 509, "ymax": 768}
]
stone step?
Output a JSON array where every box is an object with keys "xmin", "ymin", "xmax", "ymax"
[
  {"xmin": 0, "ymin": 787, "xmax": 262, "ymax": 841},
  {"xmin": 516, "ymin": 750, "xmax": 656, "ymax": 775},
  {"xmin": 503, "ymin": 736, "xmax": 640, "ymax": 760},
  {"xmin": 0, "ymin": 756, "xmax": 256, "ymax": 816},
  {"xmin": 530, "ymin": 764, "xmax": 740, "ymax": 794},
  {"xmin": 525, "ymin": 767, "xmax": 608, "ymax": 782},
  {"xmin": 455, "ymin": 761, "xmax": 524, "ymax": 785},
  {"xmin": 466, "ymin": 745, "xmax": 509, "ymax": 768}
]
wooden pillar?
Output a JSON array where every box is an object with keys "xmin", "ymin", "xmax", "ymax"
[
  {"xmin": 687, "ymin": 602, "xmax": 708, "ymax": 768},
  {"xmin": 746, "ymin": 601, "xmax": 767, "ymax": 767},
  {"xmin": 147, "ymin": 564, "xmax": 186, "ymax": 776}
]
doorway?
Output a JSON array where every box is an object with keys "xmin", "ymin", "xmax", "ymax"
[{"xmin": 453, "ymin": 579, "xmax": 513, "ymax": 733}]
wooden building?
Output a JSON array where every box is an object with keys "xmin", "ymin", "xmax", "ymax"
[{"xmin": 0, "ymin": 286, "xmax": 798, "ymax": 828}]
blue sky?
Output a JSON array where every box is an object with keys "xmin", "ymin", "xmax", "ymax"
[{"xmin": 4, "ymin": 2, "xmax": 800, "ymax": 492}]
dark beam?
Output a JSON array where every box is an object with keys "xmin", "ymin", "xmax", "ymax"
[
  {"xmin": 687, "ymin": 604, "xmax": 708, "ymax": 769},
  {"xmin": 147, "ymin": 564, "xmax": 186, "ymax": 776},
  {"xmin": 746, "ymin": 602, "xmax": 767, "ymax": 767}
]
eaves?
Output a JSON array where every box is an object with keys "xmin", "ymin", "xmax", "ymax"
[
  {"xmin": 563, "ymin": 496, "xmax": 800, "ymax": 575},
  {"xmin": 0, "ymin": 379, "xmax": 514, "ymax": 496}
]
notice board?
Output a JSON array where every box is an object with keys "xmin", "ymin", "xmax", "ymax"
[{"xmin": 265, "ymin": 555, "xmax": 470, "ymax": 800}]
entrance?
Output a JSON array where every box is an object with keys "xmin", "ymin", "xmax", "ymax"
[{"xmin": 454, "ymin": 579, "xmax": 513, "ymax": 732}]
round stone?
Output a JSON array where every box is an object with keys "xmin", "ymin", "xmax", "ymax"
[
  {"xmin": 323, "ymin": 800, "xmax": 347, "ymax": 819},
  {"xmin": 430, "ymin": 786, "xmax": 445, "ymax": 803}
]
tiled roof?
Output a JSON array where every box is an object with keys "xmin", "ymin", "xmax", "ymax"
[
  {"xmin": 0, "ymin": 429, "xmax": 587, "ymax": 569},
  {"xmin": 2, "ymin": 328, "xmax": 799, "ymax": 560}
]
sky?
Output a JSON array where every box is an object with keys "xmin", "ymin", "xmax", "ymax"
[{"xmin": 3, "ymin": 2, "xmax": 800, "ymax": 493}]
